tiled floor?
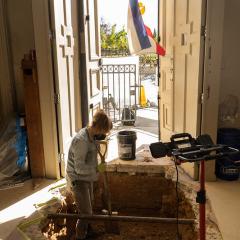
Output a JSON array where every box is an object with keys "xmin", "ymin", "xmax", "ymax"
[
  {"xmin": 0, "ymin": 178, "xmax": 56, "ymax": 239},
  {"xmin": 1, "ymin": 126, "xmax": 240, "ymax": 240},
  {"xmin": 206, "ymin": 180, "xmax": 240, "ymax": 240}
]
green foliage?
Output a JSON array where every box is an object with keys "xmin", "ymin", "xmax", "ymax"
[
  {"xmin": 100, "ymin": 18, "xmax": 158, "ymax": 65},
  {"xmin": 100, "ymin": 18, "xmax": 128, "ymax": 50},
  {"xmin": 140, "ymin": 54, "xmax": 158, "ymax": 67},
  {"xmin": 153, "ymin": 28, "xmax": 158, "ymax": 42}
]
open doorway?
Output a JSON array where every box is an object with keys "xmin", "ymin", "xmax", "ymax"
[{"xmin": 99, "ymin": 0, "xmax": 160, "ymax": 137}]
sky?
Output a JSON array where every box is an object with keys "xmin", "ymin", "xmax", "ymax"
[{"xmin": 99, "ymin": 0, "xmax": 158, "ymax": 32}]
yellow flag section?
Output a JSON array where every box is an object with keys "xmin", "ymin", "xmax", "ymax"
[{"xmin": 138, "ymin": 2, "xmax": 145, "ymax": 15}]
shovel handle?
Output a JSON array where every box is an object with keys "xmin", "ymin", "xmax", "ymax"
[
  {"xmin": 95, "ymin": 141, "xmax": 112, "ymax": 215},
  {"xmin": 95, "ymin": 140, "xmax": 108, "ymax": 163}
]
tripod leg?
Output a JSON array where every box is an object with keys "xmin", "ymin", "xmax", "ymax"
[{"xmin": 198, "ymin": 160, "xmax": 206, "ymax": 240}]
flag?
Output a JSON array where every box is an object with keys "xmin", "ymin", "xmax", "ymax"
[{"xmin": 127, "ymin": 0, "xmax": 165, "ymax": 56}]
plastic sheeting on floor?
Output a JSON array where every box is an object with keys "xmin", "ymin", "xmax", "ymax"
[{"xmin": 0, "ymin": 117, "xmax": 27, "ymax": 182}]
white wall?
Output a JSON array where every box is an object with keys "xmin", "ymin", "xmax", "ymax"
[
  {"xmin": 6, "ymin": 0, "xmax": 35, "ymax": 113},
  {"xmin": 219, "ymin": 0, "xmax": 240, "ymax": 128}
]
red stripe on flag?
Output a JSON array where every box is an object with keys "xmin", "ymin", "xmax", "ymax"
[
  {"xmin": 156, "ymin": 42, "xmax": 166, "ymax": 56},
  {"xmin": 144, "ymin": 25, "xmax": 154, "ymax": 38},
  {"xmin": 144, "ymin": 25, "xmax": 166, "ymax": 56}
]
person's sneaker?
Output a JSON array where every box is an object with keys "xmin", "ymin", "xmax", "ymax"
[
  {"xmin": 75, "ymin": 231, "xmax": 88, "ymax": 240},
  {"xmin": 86, "ymin": 225, "xmax": 102, "ymax": 238}
]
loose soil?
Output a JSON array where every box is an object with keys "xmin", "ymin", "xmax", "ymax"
[{"xmin": 43, "ymin": 172, "xmax": 198, "ymax": 240}]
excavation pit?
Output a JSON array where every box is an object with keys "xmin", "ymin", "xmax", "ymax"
[{"xmin": 43, "ymin": 172, "xmax": 198, "ymax": 240}]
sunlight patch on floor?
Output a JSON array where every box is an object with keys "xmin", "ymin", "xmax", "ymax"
[
  {"xmin": 0, "ymin": 179, "xmax": 65, "ymax": 239},
  {"xmin": 136, "ymin": 108, "xmax": 158, "ymax": 121}
]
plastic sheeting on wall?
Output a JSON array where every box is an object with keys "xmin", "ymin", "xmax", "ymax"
[{"xmin": 0, "ymin": 116, "xmax": 27, "ymax": 180}]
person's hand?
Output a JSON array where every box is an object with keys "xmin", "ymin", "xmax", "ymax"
[{"xmin": 97, "ymin": 162, "xmax": 106, "ymax": 173}]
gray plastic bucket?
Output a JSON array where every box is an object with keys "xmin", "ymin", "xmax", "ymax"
[{"xmin": 117, "ymin": 130, "xmax": 137, "ymax": 160}]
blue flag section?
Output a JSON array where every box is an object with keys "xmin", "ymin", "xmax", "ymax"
[
  {"xmin": 127, "ymin": 0, "xmax": 166, "ymax": 56},
  {"xmin": 129, "ymin": 0, "xmax": 151, "ymax": 49}
]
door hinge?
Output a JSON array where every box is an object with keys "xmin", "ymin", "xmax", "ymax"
[
  {"xmin": 80, "ymin": 32, "xmax": 86, "ymax": 54},
  {"xmin": 54, "ymin": 93, "xmax": 60, "ymax": 104},
  {"xmin": 201, "ymin": 26, "xmax": 207, "ymax": 38},
  {"xmin": 98, "ymin": 58, "xmax": 103, "ymax": 70},
  {"xmin": 85, "ymin": 15, "xmax": 90, "ymax": 21},
  {"xmin": 208, "ymin": 46, "xmax": 212, "ymax": 59},
  {"xmin": 201, "ymin": 92, "xmax": 205, "ymax": 104},
  {"xmin": 49, "ymin": 30, "xmax": 56, "ymax": 40},
  {"xmin": 98, "ymin": 58, "xmax": 102, "ymax": 67},
  {"xmin": 201, "ymin": 86, "xmax": 210, "ymax": 104},
  {"xmin": 58, "ymin": 153, "xmax": 65, "ymax": 163}
]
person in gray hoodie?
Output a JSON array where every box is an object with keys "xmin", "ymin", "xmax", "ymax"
[{"xmin": 66, "ymin": 109, "xmax": 112, "ymax": 240}]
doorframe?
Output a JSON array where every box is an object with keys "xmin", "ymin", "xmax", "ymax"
[
  {"xmin": 78, "ymin": 0, "xmax": 89, "ymax": 127},
  {"xmin": 32, "ymin": 0, "xmax": 84, "ymax": 178},
  {"xmin": 32, "ymin": 0, "xmax": 60, "ymax": 179},
  {"xmin": 158, "ymin": 0, "xmax": 221, "ymax": 181},
  {"xmin": 0, "ymin": 0, "xmax": 14, "ymax": 123},
  {"xmin": 72, "ymin": 0, "xmax": 83, "ymax": 132},
  {"xmin": 200, "ymin": 0, "xmax": 225, "ymax": 181},
  {"xmin": 178, "ymin": 0, "xmax": 208, "ymax": 181},
  {"xmin": 78, "ymin": 0, "xmax": 103, "ymax": 126}
]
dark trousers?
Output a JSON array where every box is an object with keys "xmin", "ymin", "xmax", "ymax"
[{"xmin": 71, "ymin": 180, "xmax": 93, "ymax": 239}]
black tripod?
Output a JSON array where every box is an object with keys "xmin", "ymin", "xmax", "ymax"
[{"xmin": 150, "ymin": 133, "xmax": 239, "ymax": 240}]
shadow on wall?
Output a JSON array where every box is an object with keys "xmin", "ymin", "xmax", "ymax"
[{"xmin": 218, "ymin": 94, "xmax": 240, "ymax": 128}]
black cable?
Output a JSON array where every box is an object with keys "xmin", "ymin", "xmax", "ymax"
[{"xmin": 174, "ymin": 157, "xmax": 180, "ymax": 240}]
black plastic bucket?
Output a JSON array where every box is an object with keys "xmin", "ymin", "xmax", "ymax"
[
  {"xmin": 117, "ymin": 130, "xmax": 137, "ymax": 160},
  {"xmin": 217, "ymin": 128, "xmax": 240, "ymax": 160},
  {"xmin": 215, "ymin": 157, "xmax": 239, "ymax": 181},
  {"xmin": 217, "ymin": 128, "xmax": 240, "ymax": 146},
  {"xmin": 216, "ymin": 128, "xmax": 240, "ymax": 180}
]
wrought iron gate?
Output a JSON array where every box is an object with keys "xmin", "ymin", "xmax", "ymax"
[{"xmin": 102, "ymin": 64, "xmax": 138, "ymax": 123}]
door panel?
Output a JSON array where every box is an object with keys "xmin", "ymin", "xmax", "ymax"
[
  {"xmin": 159, "ymin": 0, "xmax": 206, "ymax": 179},
  {"xmin": 80, "ymin": 0, "xmax": 102, "ymax": 125},
  {"xmin": 87, "ymin": 0, "xmax": 100, "ymax": 60},
  {"xmin": 50, "ymin": 0, "xmax": 76, "ymax": 173},
  {"xmin": 159, "ymin": 0, "xmax": 174, "ymax": 141},
  {"xmin": 201, "ymin": 0, "xmax": 225, "ymax": 181}
]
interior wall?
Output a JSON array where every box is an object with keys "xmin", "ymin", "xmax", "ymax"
[
  {"xmin": 0, "ymin": 0, "xmax": 14, "ymax": 127},
  {"xmin": 219, "ymin": 0, "xmax": 240, "ymax": 128},
  {"xmin": 6, "ymin": 0, "xmax": 35, "ymax": 113}
]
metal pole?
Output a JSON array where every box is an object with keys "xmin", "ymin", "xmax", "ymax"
[
  {"xmin": 157, "ymin": 0, "xmax": 161, "ymax": 141},
  {"xmin": 118, "ymin": 66, "xmax": 121, "ymax": 121},
  {"xmin": 107, "ymin": 65, "xmax": 110, "ymax": 116},
  {"xmin": 199, "ymin": 160, "xmax": 206, "ymax": 240},
  {"xmin": 48, "ymin": 213, "xmax": 195, "ymax": 225},
  {"xmin": 113, "ymin": 65, "xmax": 116, "ymax": 122},
  {"xmin": 129, "ymin": 65, "xmax": 131, "ymax": 108},
  {"xmin": 124, "ymin": 65, "xmax": 126, "ymax": 121},
  {"xmin": 134, "ymin": 65, "xmax": 137, "ymax": 119}
]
